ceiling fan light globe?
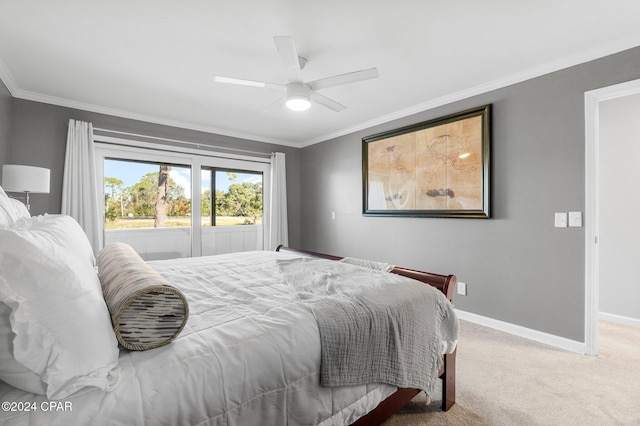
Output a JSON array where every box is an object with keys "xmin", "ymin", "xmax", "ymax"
[{"xmin": 286, "ymin": 97, "xmax": 311, "ymax": 111}]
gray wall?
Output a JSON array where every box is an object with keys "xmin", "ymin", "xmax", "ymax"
[
  {"xmin": 599, "ymin": 94, "xmax": 640, "ymax": 320},
  {"xmin": 6, "ymin": 99, "xmax": 301, "ymax": 247},
  {"xmin": 0, "ymin": 80, "xmax": 12, "ymax": 167},
  {"xmin": 300, "ymin": 46, "xmax": 640, "ymax": 342}
]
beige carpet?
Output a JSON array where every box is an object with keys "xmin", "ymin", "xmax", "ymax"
[{"xmin": 385, "ymin": 320, "xmax": 640, "ymax": 426}]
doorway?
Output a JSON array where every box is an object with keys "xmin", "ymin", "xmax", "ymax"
[{"xmin": 584, "ymin": 78, "xmax": 640, "ymax": 355}]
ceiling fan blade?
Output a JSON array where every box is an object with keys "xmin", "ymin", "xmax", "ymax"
[
  {"xmin": 307, "ymin": 67, "xmax": 379, "ymax": 91},
  {"xmin": 310, "ymin": 92, "xmax": 347, "ymax": 112},
  {"xmin": 262, "ymin": 95, "xmax": 288, "ymax": 113},
  {"xmin": 213, "ymin": 75, "xmax": 283, "ymax": 90},
  {"xmin": 273, "ymin": 36, "xmax": 302, "ymax": 83}
]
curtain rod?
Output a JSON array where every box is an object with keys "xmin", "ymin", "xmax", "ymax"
[{"xmin": 92, "ymin": 127, "xmax": 273, "ymax": 158}]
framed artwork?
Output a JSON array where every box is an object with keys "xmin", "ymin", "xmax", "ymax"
[{"xmin": 362, "ymin": 104, "xmax": 491, "ymax": 218}]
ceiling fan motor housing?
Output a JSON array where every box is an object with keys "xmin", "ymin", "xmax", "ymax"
[{"xmin": 285, "ymin": 82, "xmax": 312, "ymax": 110}]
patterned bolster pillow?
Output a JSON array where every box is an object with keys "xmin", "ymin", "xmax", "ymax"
[{"xmin": 97, "ymin": 242, "xmax": 189, "ymax": 351}]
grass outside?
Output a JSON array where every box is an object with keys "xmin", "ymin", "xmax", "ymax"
[{"xmin": 105, "ymin": 216, "xmax": 262, "ymax": 230}]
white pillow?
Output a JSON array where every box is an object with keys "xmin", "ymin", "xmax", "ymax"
[
  {"xmin": 8, "ymin": 198, "xmax": 30, "ymax": 220},
  {"xmin": 0, "ymin": 185, "xmax": 15, "ymax": 228},
  {"xmin": 0, "ymin": 215, "xmax": 119, "ymax": 399},
  {"xmin": 0, "ymin": 207, "xmax": 11, "ymax": 228},
  {"xmin": 0, "ymin": 302, "xmax": 46, "ymax": 394}
]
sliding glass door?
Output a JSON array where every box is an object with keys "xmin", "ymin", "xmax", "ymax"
[
  {"xmin": 200, "ymin": 168, "xmax": 264, "ymax": 255},
  {"xmin": 95, "ymin": 142, "xmax": 270, "ymax": 260}
]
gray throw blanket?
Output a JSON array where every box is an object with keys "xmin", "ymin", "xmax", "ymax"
[{"xmin": 277, "ymin": 257, "xmax": 457, "ymax": 396}]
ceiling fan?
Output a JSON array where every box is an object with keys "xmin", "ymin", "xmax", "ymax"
[{"xmin": 213, "ymin": 36, "xmax": 379, "ymax": 112}]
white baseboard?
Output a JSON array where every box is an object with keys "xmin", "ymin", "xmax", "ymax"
[
  {"xmin": 599, "ymin": 312, "xmax": 640, "ymax": 329},
  {"xmin": 455, "ymin": 309, "xmax": 586, "ymax": 354}
]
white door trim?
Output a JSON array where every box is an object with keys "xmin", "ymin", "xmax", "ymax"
[{"xmin": 584, "ymin": 78, "xmax": 640, "ymax": 356}]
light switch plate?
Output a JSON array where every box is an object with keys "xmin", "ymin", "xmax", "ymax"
[
  {"xmin": 555, "ymin": 212, "xmax": 568, "ymax": 228},
  {"xmin": 569, "ymin": 211, "xmax": 582, "ymax": 227}
]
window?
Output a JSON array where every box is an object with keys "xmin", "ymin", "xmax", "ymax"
[
  {"xmin": 104, "ymin": 159, "xmax": 192, "ymax": 230},
  {"xmin": 95, "ymin": 140, "xmax": 271, "ymax": 260},
  {"xmin": 201, "ymin": 168, "xmax": 263, "ymax": 227}
]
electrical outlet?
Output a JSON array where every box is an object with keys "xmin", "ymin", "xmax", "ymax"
[{"xmin": 457, "ymin": 282, "xmax": 467, "ymax": 296}]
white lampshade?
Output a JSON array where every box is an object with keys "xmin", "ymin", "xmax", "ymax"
[{"xmin": 2, "ymin": 165, "xmax": 50, "ymax": 194}]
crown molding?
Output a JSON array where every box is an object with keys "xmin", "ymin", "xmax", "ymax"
[{"xmin": 0, "ymin": 56, "xmax": 19, "ymax": 96}]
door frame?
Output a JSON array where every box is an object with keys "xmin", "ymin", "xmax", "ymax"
[{"xmin": 584, "ymin": 78, "xmax": 640, "ymax": 355}]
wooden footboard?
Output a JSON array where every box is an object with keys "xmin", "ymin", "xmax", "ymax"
[{"xmin": 274, "ymin": 245, "xmax": 457, "ymax": 423}]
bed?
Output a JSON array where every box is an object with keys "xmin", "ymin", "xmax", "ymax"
[
  {"xmin": 275, "ymin": 245, "xmax": 458, "ymax": 425},
  {"xmin": 0, "ymin": 189, "xmax": 458, "ymax": 425}
]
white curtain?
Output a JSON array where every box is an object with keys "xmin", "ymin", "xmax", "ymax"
[
  {"xmin": 267, "ymin": 152, "xmax": 288, "ymax": 250},
  {"xmin": 61, "ymin": 119, "xmax": 102, "ymax": 254}
]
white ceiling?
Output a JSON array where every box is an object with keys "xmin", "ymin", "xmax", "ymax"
[{"xmin": 1, "ymin": 1, "xmax": 640, "ymax": 147}]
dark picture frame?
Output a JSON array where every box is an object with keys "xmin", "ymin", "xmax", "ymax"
[{"xmin": 363, "ymin": 104, "xmax": 491, "ymax": 218}]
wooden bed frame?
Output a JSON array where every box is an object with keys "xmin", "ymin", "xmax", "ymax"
[{"xmin": 275, "ymin": 245, "xmax": 457, "ymax": 425}]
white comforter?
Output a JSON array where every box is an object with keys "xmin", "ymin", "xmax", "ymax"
[{"xmin": 0, "ymin": 251, "xmax": 457, "ymax": 426}]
